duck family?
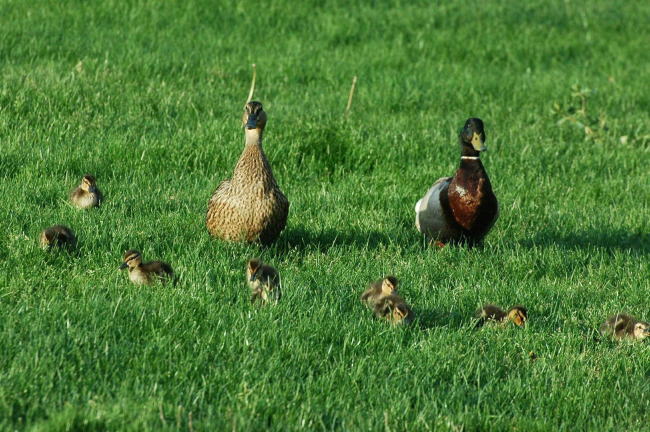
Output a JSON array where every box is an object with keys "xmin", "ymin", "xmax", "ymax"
[{"xmin": 35, "ymin": 101, "xmax": 642, "ymax": 342}]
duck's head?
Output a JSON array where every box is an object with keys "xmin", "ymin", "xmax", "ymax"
[
  {"xmin": 391, "ymin": 302, "xmax": 412, "ymax": 324},
  {"xmin": 460, "ymin": 118, "xmax": 486, "ymax": 156},
  {"xmin": 242, "ymin": 101, "xmax": 267, "ymax": 131},
  {"xmin": 633, "ymin": 321, "xmax": 650, "ymax": 340},
  {"xmin": 381, "ymin": 276, "xmax": 398, "ymax": 296},
  {"xmin": 120, "ymin": 249, "xmax": 142, "ymax": 270},
  {"xmin": 80, "ymin": 174, "xmax": 97, "ymax": 192},
  {"xmin": 247, "ymin": 258, "xmax": 262, "ymax": 281},
  {"xmin": 507, "ymin": 305, "xmax": 528, "ymax": 327},
  {"xmin": 40, "ymin": 229, "xmax": 56, "ymax": 248}
]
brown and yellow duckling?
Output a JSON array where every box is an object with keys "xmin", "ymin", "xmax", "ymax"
[
  {"xmin": 600, "ymin": 313, "xmax": 650, "ymax": 341},
  {"xmin": 40, "ymin": 225, "xmax": 76, "ymax": 250},
  {"xmin": 119, "ymin": 250, "xmax": 174, "ymax": 286},
  {"xmin": 415, "ymin": 118, "xmax": 498, "ymax": 246},
  {"xmin": 206, "ymin": 101, "xmax": 289, "ymax": 246},
  {"xmin": 70, "ymin": 174, "xmax": 102, "ymax": 209},
  {"xmin": 373, "ymin": 294, "xmax": 414, "ymax": 325},
  {"xmin": 475, "ymin": 304, "xmax": 528, "ymax": 327},
  {"xmin": 360, "ymin": 276, "xmax": 398, "ymax": 309},
  {"xmin": 246, "ymin": 258, "xmax": 281, "ymax": 304}
]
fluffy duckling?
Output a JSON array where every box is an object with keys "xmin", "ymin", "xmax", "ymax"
[
  {"xmin": 40, "ymin": 225, "xmax": 76, "ymax": 250},
  {"xmin": 206, "ymin": 102, "xmax": 289, "ymax": 246},
  {"xmin": 119, "ymin": 250, "xmax": 174, "ymax": 286},
  {"xmin": 70, "ymin": 174, "xmax": 102, "ymax": 209},
  {"xmin": 373, "ymin": 294, "xmax": 414, "ymax": 325},
  {"xmin": 360, "ymin": 276, "xmax": 398, "ymax": 309},
  {"xmin": 600, "ymin": 313, "xmax": 650, "ymax": 341},
  {"xmin": 246, "ymin": 258, "xmax": 281, "ymax": 304},
  {"xmin": 415, "ymin": 118, "xmax": 498, "ymax": 246},
  {"xmin": 475, "ymin": 304, "xmax": 528, "ymax": 327}
]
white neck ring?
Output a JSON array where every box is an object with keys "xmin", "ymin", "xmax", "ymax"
[{"xmin": 461, "ymin": 156, "xmax": 480, "ymax": 160}]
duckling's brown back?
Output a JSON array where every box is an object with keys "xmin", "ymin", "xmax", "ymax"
[{"xmin": 141, "ymin": 261, "xmax": 174, "ymax": 282}]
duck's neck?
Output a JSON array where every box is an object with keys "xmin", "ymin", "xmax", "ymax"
[
  {"xmin": 245, "ymin": 128, "xmax": 263, "ymax": 147},
  {"xmin": 458, "ymin": 142, "xmax": 485, "ymax": 171},
  {"xmin": 233, "ymin": 128, "xmax": 276, "ymax": 185}
]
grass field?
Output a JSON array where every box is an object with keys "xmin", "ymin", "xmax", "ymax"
[{"xmin": 1, "ymin": 0, "xmax": 650, "ymax": 430}]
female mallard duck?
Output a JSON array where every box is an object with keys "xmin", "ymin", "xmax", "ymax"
[
  {"xmin": 415, "ymin": 118, "xmax": 498, "ymax": 246},
  {"xmin": 206, "ymin": 101, "xmax": 289, "ymax": 245}
]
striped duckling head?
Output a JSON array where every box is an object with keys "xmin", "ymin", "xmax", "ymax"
[{"xmin": 120, "ymin": 249, "xmax": 142, "ymax": 270}]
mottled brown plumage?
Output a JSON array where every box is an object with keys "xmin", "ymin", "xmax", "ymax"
[
  {"xmin": 600, "ymin": 313, "xmax": 650, "ymax": 340},
  {"xmin": 475, "ymin": 304, "xmax": 528, "ymax": 327},
  {"xmin": 373, "ymin": 293, "xmax": 414, "ymax": 325},
  {"xmin": 415, "ymin": 118, "xmax": 498, "ymax": 246},
  {"xmin": 119, "ymin": 249, "xmax": 174, "ymax": 286},
  {"xmin": 206, "ymin": 102, "xmax": 289, "ymax": 246},
  {"xmin": 40, "ymin": 225, "xmax": 76, "ymax": 250},
  {"xmin": 360, "ymin": 276, "xmax": 398, "ymax": 309},
  {"xmin": 246, "ymin": 258, "xmax": 281, "ymax": 304},
  {"xmin": 70, "ymin": 174, "xmax": 102, "ymax": 209}
]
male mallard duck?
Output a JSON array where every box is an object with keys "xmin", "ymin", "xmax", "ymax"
[
  {"xmin": 600, "ymin": 313, "xmax": 650, "ymax": 340},
  {"xmin": 40, "ymin": 225, "xmax": 76, "ymax": 250},
  {"xmin": 415, "ymin": 118, "xmax": 498, "ymax": 246},
  {"xmin": 206, "ymin": 102, "xmax": 289, "ymax": 245},
  {"xmin": 360, "ymin": 276, "xmax": 398, "ymax": 309},
  {"xmin": 246, "ymin": 258, "xmax": 281, "ymax": 304},
  {"xmin": 373, "ymin": 293, "xmax": 414, "ymax": 325},
  {"xmin": 119, "ymin": 250, "xmax": 174, "ymax": 285},
  {"xmin": 70, "ymin": 174, "xmax": 102, "ymax": 209},
  {"xmin": 475, "ymin": 304, "xmax": 527, "ymax": 327}
]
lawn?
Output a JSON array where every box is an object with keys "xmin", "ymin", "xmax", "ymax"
[{"xmin": 1, "ymin": 0, "xmax": 649, "ymax": 430}]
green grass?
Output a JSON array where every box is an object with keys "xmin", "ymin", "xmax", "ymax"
[{"xmin": 1, "ymin": 0, "xmax": 650, "ymax": 430}]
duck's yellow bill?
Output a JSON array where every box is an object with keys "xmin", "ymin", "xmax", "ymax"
[{"xmin": 471, "ymin": 132, "xmax": 486, "ymax": 151}]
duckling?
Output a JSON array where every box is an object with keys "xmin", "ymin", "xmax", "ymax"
[
  {"xmin": 70, "ymin": 174, "xmax": 102, "ymax": 209},
  {"xmin": 415, "ymin": 118, "xmax": 498, "ymax": 246},
  {"xmin": 373, "ymin": 294, "xmax": 414, "ymax": 325},
  {"xmin": 600, "ymin": 313, "xmax": 650, "ymax": 340},
  {"xmin": 475, "ymin": 304, "xmax": 528, "ymax": 327},
  {"xmin": 206, "ymin": 102, "xmax": 289, "ymax": 246},
  {"xmin": 40, "ymin": 225, "xmax": 76, "ymax": 250},
  {"xmin": 246, "ymin": 258, "xmax": 281, "ymax": 304},
  {"xmin": 360, "ymin": 276, "xmax": 398, "ymax": 309},
  {"xmin": 119, "ymin": 250, "xmax": 174, "ymax": 285}
]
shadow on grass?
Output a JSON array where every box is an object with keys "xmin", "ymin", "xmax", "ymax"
[
  {"xmin": 521, "ymin": 229, "xmax": 649, "ymax": 255},
  {"xmin": 416, "ymin": 309, "xmax": 470, "ymax": 331},
  {"xmin": 273, "ymin": 227, "xmax": 402, "ymax": 253}
]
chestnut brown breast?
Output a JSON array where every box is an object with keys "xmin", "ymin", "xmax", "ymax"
[{"xmin": 441, "ymin": 160, "xmax": 498, "ymax": 244}]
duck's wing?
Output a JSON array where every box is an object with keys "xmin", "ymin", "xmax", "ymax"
[
  {"xmin": 211, "ymin": 178, "xmax": 231, "ymax": 197},
  {"xmin": 415, "ymin": 177, "xmax": 452, "ymax": 236}
]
